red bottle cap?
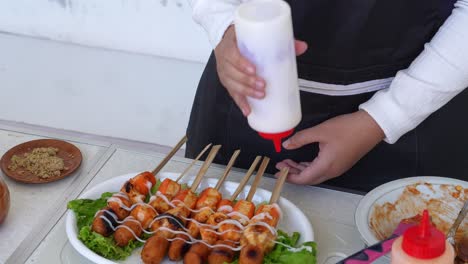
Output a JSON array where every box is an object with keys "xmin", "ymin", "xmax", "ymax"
[
  {"xmin": 258, "ymin": 129, "xmax": 294, "ymax": 153},
  {"xmin": 401, "ymin": 210, "xmax": 446, "ymax": 259}
]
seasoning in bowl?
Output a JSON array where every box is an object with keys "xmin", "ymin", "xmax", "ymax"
[{"xmin": 8, "ymin": 147, "xmax": 66, "ymax": 179}]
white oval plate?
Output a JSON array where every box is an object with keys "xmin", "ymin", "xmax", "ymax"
[
  {"xmin": 66, "ymin": 172, "xmax": 314, "ymax": 264},
  {"xmin": 355, "ymin": 176, "xmax": 468, "ymax": 247}
]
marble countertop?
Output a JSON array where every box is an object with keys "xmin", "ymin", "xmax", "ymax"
[{"xmin": 0, "ymin": 123, "xmax": 388, "ymax": 264}]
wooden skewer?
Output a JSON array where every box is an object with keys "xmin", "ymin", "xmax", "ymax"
[
  {"xmin": 190, "ymin": 145, "xmax": 222, "ymax": 192},
  {"xmin": 246, "ymin": 157, "xmax": 270, "ymax": 202},
  {"xmin": 151, "ymin": 135, "xmax": 188, "ymax": 175},
  {"xmin": 214, "ymin": 149, "xmax": 241, "ymax": 191},
  {"xmin": 269, "ymin": 167, "xmax": 289, "ymax": 204},
  {"xmin": 175, "ymin": 143, "xmax": 212, "ymax": 183},
  {"xmin": 230, "ymin": 156, "xmax": 262, "ymax": 201},
  {"xmin": 229, "ymin": 164, "xmax": 257, "ymax": 201}
]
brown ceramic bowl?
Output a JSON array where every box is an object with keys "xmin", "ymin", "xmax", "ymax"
[
  {"xmin": 0, "ymin": 177, "xmax": 10, "ymax": 224},
  {"xmin": 0, "ymin": 139, "xmax": 82, "ymax": 184}
]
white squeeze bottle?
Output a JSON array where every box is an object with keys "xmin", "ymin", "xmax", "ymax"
[
  {"xmin": 234, "ymin": 0, "xmax": 302, "ymax": 152},
  {"xmin": 391, "ymin": 210, "xmax": 455, "ymax": 264}
]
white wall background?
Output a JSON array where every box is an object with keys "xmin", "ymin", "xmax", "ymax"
[
  {"xmin": 0, "ymin": 0, "xmax": 212, "ymax": 63},
  {"xmin": 0, "ymin": 0, "xmax": 214, "ymax": 146}
]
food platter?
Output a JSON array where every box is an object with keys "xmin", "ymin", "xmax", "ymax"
[
  {"xmin": 0, "ymin": 139, "xmax": 82, "ymax": 183},
  {"xmin": 66, "ymin": 172, "xmax": 314, "ymax": 264},
  {"xmin": 355, "ymin": 176, "xmax": 468, "ymax": 247}
]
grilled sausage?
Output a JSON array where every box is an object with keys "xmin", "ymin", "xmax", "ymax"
[{"xmin": 91, "ymin": 207, "xmax": 117, "ymax": 237}]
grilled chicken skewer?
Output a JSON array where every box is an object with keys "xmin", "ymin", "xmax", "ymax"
[
  {"xmin": 168, "ymin": 149, "xmax": 241, "ymax": 261},
  {"xmin": 99, "ymin": 143, "xmax": 212, "ymax": 246},
  {"xmin": 206, "ymin": 157, "xmax": 269, "ymax": 264},
  {"xmin": 150, "ymin": 143, "xmax": 212, "ymax": 214},
  {"xmin": 90, "ymin": 136, "xmax": 187, "ymax": 236},
  {"xmin": 114, "ymin": 204, "xmax": 158, "ymax": 246},
  {"xmin": 141, "ymin": 145, "xmax": 221, "ymax": 264},
  {"xmin": 239, "ymin": 167, "xmax": 288, "ymax": 264},
  {"xmin": 91, "ymin": 171, "xmax": 156, "ymax": 236}
]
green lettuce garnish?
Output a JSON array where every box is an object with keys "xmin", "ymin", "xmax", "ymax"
[
  {"xmin": 150, "ymin": 179, "xmax": 162, "ymax": 195},
  {"xmin": 229, "ymin": 230, "xmax": 317, "ymax": 264},
  {"xmin": 264, "ymin": 230, "xmax": 317, "ymax": 264},
  {"xmin": 78, "ymin": 226, "xmax": 142, "ymax": 260},
  {"xmin": 68, "ymin": 192, "xmax": 141, "ymax": 260},
  {"xmin": 68, "ymin": 192, "xmax": 113, "ymax": 230}
]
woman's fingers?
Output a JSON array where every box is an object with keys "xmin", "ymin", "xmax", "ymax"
[
  {"xmin": 223, "ymin": 64, "xmax": 265, "ymax": 94},
  {"xmin": 295, "ymin": 40, "xmax": 308, "ymax": 56},
  {"xmin": 231, "ymin": 93, "xmax": 251, "ymax": 117},
  {"xmin": 275, "ymin": 161, "xmax": 302, "ymax": 175}
]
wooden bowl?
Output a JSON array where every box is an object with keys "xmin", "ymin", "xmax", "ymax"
[
  {"xmin": 0, "ymin": 177, "xmax": 9, "ymax": 224},
  {"xmin": 0, "ymin": 139, "xmax": 82, "ymax": 184}
]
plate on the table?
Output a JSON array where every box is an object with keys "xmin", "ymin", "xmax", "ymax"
[
  {"xmin": 0, "ymin": 139, "xmax": 82, "ymax": 183},
  {"xmin": 355, "ymin": 176, "xmax": 468, "ymax": 247},
  {"xmin": 66, "ymin": 172, "xmax": 314, "ymax": 264}
]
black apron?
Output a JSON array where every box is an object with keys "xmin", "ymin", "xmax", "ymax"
[{"xmin": 186, "ymin": 0, "xmax": 468, "ymax": 192}]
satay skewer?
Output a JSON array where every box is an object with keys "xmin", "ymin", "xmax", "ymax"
[
  {"xmin": 187, "ymin": 157, "xmax": 270, "ymax": 264},
  {"xmin": 215, "ymin": 155, "xmax": 261, "ymax": 212},
  {"xmin": 270, "ymin": 167, "xmax": 289, "ymax": 204},
  {"xmin": 141, "ymin": 145, "xmax": 221, "ymax": 264},
  {"xmin": 151, "ymin": 143, "xmax": 213, "ymax": 213},
  {"xmin": 167, "ymin": 149, "xmax": 241, "ymax": 261},
  {"xmin": 121, "ymin": 135, "xmax": 187, "ymax": 204},
  {"xmin": 190, "ymin": 145, "xmax": 222, "ymax": 193},
  {"xmin": 230, "ymin": 156, "xmax": 262, "ymax": 200},
  {"xmin": 239, "ymin": 167, "xmax": 289, "ymax": 264},
  {"xmin": 102, "ymin": 143, "xmax": 216, "ymax": 245},
  {"xmin": 215, "ymin": 149, "xmax": 241, "ymax": 190},
  {"xmin": 151, "ymin": 135, "xmax": 188, "ymax": 175},
  {"xmin": 246, "ymin": 157, "xmax": 270, "ymax": 202},
  {"xmin": 175, "ymin": 143, "xmax": 212, "ymax": 183}
]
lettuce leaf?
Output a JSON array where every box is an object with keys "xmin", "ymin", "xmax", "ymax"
[
  {"xmin": 78, "ymin": 226, "xmax": 142, "ymax": 260},
  {"xmin": 67, "ymin": 192, "xmax": 113, "ymax": 230},
  {"xmin": 264, "ymin": 230, "xmax": 317, "ymax": 264},
  {"xmin": 150, "ymin": 179, "xmax": 162, "ymax": 195},
  {"xmin": 68, "ymin": 192, "xmax": 143, "ymax": 260}
]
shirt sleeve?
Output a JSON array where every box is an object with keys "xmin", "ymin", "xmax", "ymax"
[
  {"xmin": 359, "ymin": 0, "xmax": 468, "ymax": 144},
  {"xmin": 188, "ymin": 0, "xmax": 242, "ymax": 48}
]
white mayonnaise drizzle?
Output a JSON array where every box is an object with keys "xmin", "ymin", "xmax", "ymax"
[
  {"xmin": 272, "ymin": 203, "xmax": 283, "ymax": 219},
  {"xmin": 94, "ymin": 209, "xmax": 118, "ymax": 219},
  {"xmin": 96, "ymin": 205, "xmax": 308, "ymax": 255},
  {"xmin": 203, "ymin": 227, "xmax": 243, "ymax": 236},
  {"xmin": 114, "ymin": 225, "xmax": 147, "ymax": 243},
  {"xmin": 147, "ymin": 214, "xmax": 190, "ymax": 234},
  {"xmin": 251, "ymin": 212, "xmax": 273, "ymax": 222},
  {"xmin": 179, "ymin": 216, "xmax": 245, "ymax": 231},
  {"xmin": 153, "ymin": 191, "xmax": 216, "ymax": 215},
  {"xmin": 227, "ymin": 212, "xmax": 250, "ymax": 223},
  {"xmin": 248, "ymin": 221, "xmax": 278, "ymax": 236},
  {"xmin": 274, "ymin": 239, "xmax": 314, "ymax": 253},
  {"xmin": 217, "ymin": 205, "xmax": 233, "ymax": 213},
  {"xmin": 145, "ymin": 181, "xmax": 153, "ymax": 196}
]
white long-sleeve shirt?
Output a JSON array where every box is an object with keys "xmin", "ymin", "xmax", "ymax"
[{"xmin": 188, "ymin": 0, "xmax": 468, "ymax": 144}]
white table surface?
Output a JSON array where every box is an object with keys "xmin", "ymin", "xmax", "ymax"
[
  {"xmin": 0, "ymin": 128, "xmax": 111, "ymax": 264},
  {"xmin": 0, "ymin": 125, "xmax": 389, "ymax": 264}
]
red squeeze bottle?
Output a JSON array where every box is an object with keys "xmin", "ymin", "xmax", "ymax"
[{"xmin": 391, "ymin": 210, "xmax": 455, "ymax": 264}]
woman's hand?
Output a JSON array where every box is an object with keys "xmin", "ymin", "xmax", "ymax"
[
  {"xmin": 214, "ymin": 25, "xmax": 308, "ymax": 116},
  {"xmin": 276, "ymin": 110, "xmax": 385, "ymax": 185}
]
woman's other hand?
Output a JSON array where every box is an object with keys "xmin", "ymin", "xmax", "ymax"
[
  {"xmin": 214, "ymin": 25, "xmax": 308, "ymax": 116},
  {"xmin": 276, "ymin": 110, "xmax": 385, "ymax": 185}
]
